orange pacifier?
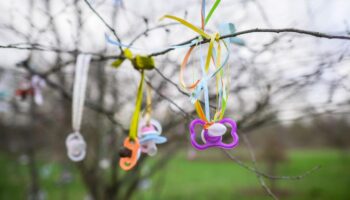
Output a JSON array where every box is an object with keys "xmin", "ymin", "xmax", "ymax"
[{"xmin": 119, "ymin": 137, "xmax": 140, "ymax": 171}]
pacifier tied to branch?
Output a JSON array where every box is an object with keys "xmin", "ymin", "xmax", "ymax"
[
  {"xmin": 66, "ymin": 54, "xmax": 91, "ymax": 162},
  {"xmin": 106, "ymin": 45, "xmax": 166, "ymax": 170},
  {"xmin": 105, "ymin": 33, "xmax": 166, "ymax": 169},
  {"xmin": 161, "ymin": 0, "xmax": 244, "ymax": 150},
  {"xmin": 137, "ymin": 84, "xmax": 167, "ymax": 156}
]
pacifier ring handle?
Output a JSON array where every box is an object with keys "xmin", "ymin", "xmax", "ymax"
[
  {"xmin": 119, "ymin": 147, "xmax": 132, "ymax": 158},
  {"xmin": 189, "ymin": 118, "xmax": 239, "ymax": 150},
  {"xmin": 119, "ymin": 137, "xmax": 140, "ymax": 171}
]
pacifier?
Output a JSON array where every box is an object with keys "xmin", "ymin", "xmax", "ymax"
[
  {"xmin": 65, "ymin": 132, "xmax": 87, "ymax": 162},
  {"xmin": 189, "ymin": 118, "xmax": 239, "ymax": 150},
  {"xmin": 119, "ymin": 137, "xmax": 140, "ymax": 171},
  {"xmin": 31, "ymin": 75, "xmax": 46, "ymax": 105},
  {"xmin": 15, "ymin": 80, "xmax": 33, "ymax": 101},
  {"xmin": 138, "ymin": 119, "xmax": 167, "ymax": 156}
]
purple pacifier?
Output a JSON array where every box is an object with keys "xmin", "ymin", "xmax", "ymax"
[{"xmin": 189, "ymin": 118, "xmax": 239, "ymax": 150}]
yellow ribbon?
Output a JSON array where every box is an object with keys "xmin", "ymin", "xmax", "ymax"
[
  {"xmin": 195, "ymin": 100, "xmax": 207, "ymax": 122},
  {"xmin": 145, "ymin": 83, "xmax": 152, "ymax": 125},
  {"xmin": 160, "ymin": 15, "xmax": 211, "ymax": 39},
  {"xmin": 161, "ymin": 15, "xmax": 225, "ymax": 122},
  {"xmin": 129, "ymin": 71, "xmax": 145, "ymax": 140}
]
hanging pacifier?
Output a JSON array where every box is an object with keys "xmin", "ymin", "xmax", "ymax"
[
  {"xmin": 65, "ymin": 132, "xmax": 87, "ymax": 162},
  {"xmin": 15, "ymin": 78, "xmax": 33, "ymax": 101},
  {"xmin": 161, "ymin": 0, "xmax": 240, "ymax": 151},
  {"xmin": 66, "ymin": 54, "xmax": 91, "ymax": 162},
  {"xmin": 31, "ymin": 75, "xmax": 46, "ymax": 105},
  {"xmin": 119, "ymin": 70, "xmax": 145, "ymax": 170},
  {"xmin": 189, "ymin": 118, "xmax": 239, "ymax": 150},
  {"xmin": 119, "ymin": 137, "xmax": 141, "ymax": 171},
  {"xmin": 138, "ymin": 119, "xmax": 167, "ymax": 156}
]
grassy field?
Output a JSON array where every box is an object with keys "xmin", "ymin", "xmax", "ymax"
[
  {"xmin": 0, "ymin": 149, "xmax": 349, "ymax": 200},
  {"xmin": 136, "ymin": 149, "xmax": 350, "ymax": 200}
]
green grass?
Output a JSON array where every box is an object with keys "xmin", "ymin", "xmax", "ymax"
[
  {"xmin": 0, "ymin": 155, "xmax": 86, "ymax": 200},
  {"xmin": 136, "ymin": 149, "xmax": 350, "ymax": 200},
  {"xmin": 0, "ymin": 149, "xmax": 349, "ymax": 200}
]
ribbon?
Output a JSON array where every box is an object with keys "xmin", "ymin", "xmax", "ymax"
[
  {"xmin": 137, "ymin": 83, "xmax": 167, "ymax": 157},
  {"xmin": 145, "ymin": 83, "xmax": 152, "ymax": 125},
  {"xmin": 161, "ymin": 0, "xmax": 230, "ymax": 124},
  {"xmin": 204, "ymin": 0, "xmax": 221, "ymax": 25},
  {"xmin": 110, "ymin": 48, "xmax": 157, "ymax": 170},
  {"xmin": 72, "ymin": 54, "xmax": 91, "ymax": 132},
  {"xmin": 129, "ymin": 71, "xmax": 145, "ymax": 141},
  {"xmin": 110, "ymin": 47, "xmax": 155, "ymax": 71}
]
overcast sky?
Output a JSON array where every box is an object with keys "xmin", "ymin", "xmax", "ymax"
[{"xmin": 0, "ymin": 0, "xmax": 349, "ymax": 121}]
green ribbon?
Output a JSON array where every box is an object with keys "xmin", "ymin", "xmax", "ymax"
[
  {"xmin": 129, "ymin": 71, "xmax": 145, "ymax": 140},
  {"xmin": 112, "ymin": 48, "xmax": 155, "ymax": 71}
]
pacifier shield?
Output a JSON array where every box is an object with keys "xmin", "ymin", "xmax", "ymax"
[
  {"xmin": 138, "ymin": 119, "xmax": 162, "ymax": 136},
  {"xmin": 189, "ymin": 118, "xmax": 239, "ymax": 150},
  {"xmin": 139, "ymin": 134, "xmax": 167, "ymax": 144},
  {"xmin": 65, "ymin": 132, "xmax": 86, "ymax": 162}
]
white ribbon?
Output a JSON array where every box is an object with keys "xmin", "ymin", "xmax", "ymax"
[
  {"xmin": 66, "ymin": 54, "xmax": 91, "ymax": 162},
  {"xmin": 72, "ymin": 54, "xmax": 91, "ymax": 132}
]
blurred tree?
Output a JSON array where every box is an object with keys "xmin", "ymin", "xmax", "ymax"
[{"xmin": 0, "ymin": 0, "xmax": 349, "ymax": 199}]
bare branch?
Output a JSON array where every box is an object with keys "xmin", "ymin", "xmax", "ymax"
[
  {"xmin": 83, "ymin": 0, "xmax": 123, "ymax": 52},
  {"xmin": 242, "ymin": 134, "xmax": 278, "ymax": 200},
  {"xmin": 222, "ymin": 149, "xmax": 321, "ymax": 180},
  {"xmin": 149, "ymin": 28, "xmax": 350, "ymax": 57}
]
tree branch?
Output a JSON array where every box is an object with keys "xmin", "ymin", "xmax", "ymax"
[
  {"xmin": 148, "ymin": 28, "xmax": 350, "ymax": 57},
  {"xmin": 222, "ymin": 149, "xmax": 321, "ymax": 180},
  {"xmin": 83, "ymin": 0, "xmax": 123, "ymax": 52}
]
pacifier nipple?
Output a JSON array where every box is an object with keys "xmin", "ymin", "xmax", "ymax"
[
  {"xmin": 207, "ymin": 123, "xmax": 226, "ymax": 137},
  {"xmin": 146, "ymin": 142, "xmax": 157, "ymax": 156}
]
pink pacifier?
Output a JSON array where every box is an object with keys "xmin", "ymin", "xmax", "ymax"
[{"xmin": 138, "ymin": 119, "xmax": 167, "ymax": 156}]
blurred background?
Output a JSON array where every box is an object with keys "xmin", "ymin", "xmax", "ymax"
[{"xmin": 0, "ymin": 0, "xmax": 349, "ymax": 199}]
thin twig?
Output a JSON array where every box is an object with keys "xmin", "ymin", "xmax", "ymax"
[
  {"xmin": 242, "ymin": 134, "xmax": 278, "ymax": 200},
  {"xmin": 83, "ymin": 0, "xmax": 123, "ymax": 52},
  {"xmin": 145, "ymin": 79, "xmax": 192, "ymax": 119},
  {"xmin": 222, "ymin": 149, "xmax": 321, "ymax": 180}
]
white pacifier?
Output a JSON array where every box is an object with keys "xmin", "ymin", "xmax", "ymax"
[{"xmin": 65, "ymin": 132, "xmax": 86, "ymax": 162}]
